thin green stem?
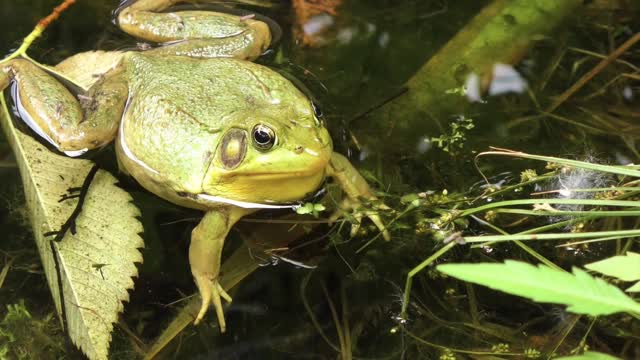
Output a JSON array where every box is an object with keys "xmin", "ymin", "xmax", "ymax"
[
  {"xmin": 478, "ymin": 149, "xmax": 640, "ymax": 177},
  {"xmin": 459, "ymin": 199, "xmax": 640, "ymax": 218},
  {"xmin": 495, "ymin": 209, "xmax": 640, "ymax": 217},
  {"xmin": 555, "ymin": 234, "xmax": 639, "ymax": 247},
  {"xmin": 464, "ymin": 229, "xmax": 640, "ymax": 243},
  {"xmin": 470, "ymin": 216, "xmax": 562, "ymax": 271},
  {"xmin": 547, "ymin": 314, "xmax": 582, "ymax": 359},
  {"xmin": 356, "ymin": 203, "xmax": 417, "ymax": 253},
  {"xmin": 401, "ymin": 242, "xmax": 456, "ymax": 318},
  {"xmin": 300, "ymin": 274, "xmax": 340, "ymax": 352}
]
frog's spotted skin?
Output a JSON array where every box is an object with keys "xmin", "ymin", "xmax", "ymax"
[{"xmin": 0, "ymin": 0, "xmax": 389, "ymax": 333}]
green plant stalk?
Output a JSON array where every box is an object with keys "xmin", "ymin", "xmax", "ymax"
[
  {"xmin": 404, "ymin": 328, "xmax": 524, "ymax": 357},
  {"xmin": 370, "ymin": 0, "xmax": 583, "ymax": 151},
  {"xmin": 556, "ymin": 234, "xmax": 640, "ymax": 248},
  {"xmin": 478, "ymin": 150, "xmax": 640, "ymax": 178},
  {"xmin": 472, "ymin": 173, "xmax": 555, "ymax": 201},
  {"xmin": 495, "ymin": 209, "xmax": 640, "ymax": 217},
  {"xmin": 536, "ymin": 187, "xmax": 640, "ymax": 193},
  {"xmin": 464, "ymin": 229, "xmax": 640, "ymax": 243},
  {"xmin": 356, "ymin": 203, "xmax": 418, "ymax": 253},
  {"xmin": 301, "ymin": 273, "xmax": 341, "ymax": 353},
  {"xmin": 471, "ymin": 215, "xmax": 562, "ymax": 271},
  {"xmin": 401, "ymin": 242, "xmax": 456, "ymax": 318},
  {"xmin": 459, "ymin": 199, "xmax": 640, "ymax": 218},
  {"xmin": 547, "ymin": 314, "xmax": 582, "ymax": 359}
]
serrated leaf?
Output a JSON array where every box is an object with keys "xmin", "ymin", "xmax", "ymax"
[
  {"xmin": 554, "ymin": 351, "xmax": 621, "ymax": 360},
  {"xmin": 437, "ymin": 260, "xmax": 640, "ymax": 316},
  {"xmin": 627, "ymin": 281, "xmax": 640, "ymax": 293},
  {"xmin": 585, "ymin": 252, "xmax": 640, "ymax": 282},
  {"xmin": 1, "ymin": 96, "xmax": 144, "ymax": 360}
]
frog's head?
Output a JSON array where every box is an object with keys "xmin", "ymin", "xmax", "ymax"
[{"xmin": 200, "ymin": 102, "xmax": 332, "ymax": 205}]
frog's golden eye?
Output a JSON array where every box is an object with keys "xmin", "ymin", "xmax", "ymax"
[{"xmin": 252, "ymin": 124, "xmax": 276, "ymax": 151}]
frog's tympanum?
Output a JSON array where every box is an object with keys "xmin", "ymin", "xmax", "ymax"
[{"xmin": 0, "ymin": 0, "xmax": 388, "ymax": 332}]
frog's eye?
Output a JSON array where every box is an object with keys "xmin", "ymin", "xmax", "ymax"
[{"xmin": 252, "ymin": 124, "xmax": 276, "ymax": 151}]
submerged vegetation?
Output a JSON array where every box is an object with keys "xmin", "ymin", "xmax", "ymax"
[{"xmin": 0, "ymin": 0, "xmax": 639, "ymax": 359}]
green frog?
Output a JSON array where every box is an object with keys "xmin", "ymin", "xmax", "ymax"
[{"xmin": 0, "ymin": 0, "xmax": 388, "ymax": 332}]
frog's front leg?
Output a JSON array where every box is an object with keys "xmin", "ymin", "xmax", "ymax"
[
  {"xmin": 1, "ymin": 59, "xmax": 128, "ymax": 155},
  {"xmin": 327, "ymin": 153, "xmax": 391, "ymax": 241},
  {"xmin": 117, "ymin": 0, "xmax": 272, "ymax": 60},
  {"xmin": 190, "ymin": 207, "xmax": 252, "ymax": 332}
]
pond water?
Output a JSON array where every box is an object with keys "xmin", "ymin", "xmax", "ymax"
[{"xmin": 0, "ymin": 0, "xmax": 638, "ymax": 359}]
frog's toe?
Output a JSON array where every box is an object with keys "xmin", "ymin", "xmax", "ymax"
[
  {"xmin": 349, "ymin": 212, "xmax": 363, "ymax": 238},
  {"xmin": 193, "ymin": 275, "xmax": 232, "ymax": 333},
  {"xmin": 330, "ymin": 197, "xmax": 390, "ymax": 241},
  {"xmin": 210, "ymin": 281, "xmax": 230, "ymax": 333},
  {"xmin": 193, "ymin": 274, "xmax": 212, "ymax": 326},
  {"xmin": 366, "ymin": 211, "xmax": 390, "ymax": 241},
  {"xmin": 217, "ymin": 283, "xmax": 232, "ymax": 303}
]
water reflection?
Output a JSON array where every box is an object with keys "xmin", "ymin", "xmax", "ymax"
[{"xmin": 465, "ymin": 63, "xmax": 528, "ymax": 103}]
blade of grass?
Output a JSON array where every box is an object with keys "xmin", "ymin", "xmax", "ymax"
[
  {"xmin": 477, "ymin": 148, "xmax": 640, "ymax": 178},
  {"xmin": 547, "ymin": 33, "xmax": 640, "ymax": 112},
  {"xmin": 401, "ymin": 242, "xmax": 456, "ymax": 319},
  {"xmin": 494, "ymin": 209, "xmax": 640, "ymax": 217},
  {"xmin": 460, "ymin": 199, "xmax": 640, "ymax": 218},
  {"xmin": 463, "ymin": 229, "xmax": 640, "ymax": 243},
  {"xmin": 470, "ymin": 215, "xmax": 562, "ymax": 271},
  {"xmin": 556, "ymin": 234, "xmax": 640, "ymax": 248}
]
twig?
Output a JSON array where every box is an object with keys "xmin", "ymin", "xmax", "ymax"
[
  {"xmin": 1, "ymin": 0, "xmax": 76, "ymax": 64},
  {"xmin": 547, "ymin": 33, "xmax": 640, "ymax": 113}
]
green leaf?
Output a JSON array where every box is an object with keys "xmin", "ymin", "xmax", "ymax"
[
  {"xmin": 554, "ymin": 351, "xmax": 621, "ymax": 360},
  {"xmin": 437, "ymin": 260, "xmax": 640, "ymax": 316},
  {"xmin": 295, "ymin": 202, "xmax": 325, "ymax": 218},
  {"xmin": 585, "ymin": 252, "xmax": 640, "ymax": 282},
  {"xmin": 296, "ymin": 203, "xmax": 315, "ymax": 215}
]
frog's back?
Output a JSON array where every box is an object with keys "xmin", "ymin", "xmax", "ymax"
[{"xmin": 123, "ymin": 52, "xmax": 310, "ymax": 127}]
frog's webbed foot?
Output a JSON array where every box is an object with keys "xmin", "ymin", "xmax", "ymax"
[
  {"xmin": 327, "ymin": 153, "xmax": 391, "ymax": 241},
  {"xmin": 116, "ymin": 0, "xmax": 273, "ymax": 60},
  {"xmin": 192, "ymin": 270, "xmax": 232, "ymax": 332},
  {"xmin": 329, "ymin": 196, "xmax": 390, "ymax": 240}
]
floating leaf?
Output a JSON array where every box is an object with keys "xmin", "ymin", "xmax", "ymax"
[
  {"xmin": 554, "ymin": 351, "xmax": 621, "ymax": 360},
  {"xmin": 437, "ymin": 260, "xmax": 640, "ymax": 316},
  {"xmin": 585, "ymin": 252, "xmax": 640, "ymax": 282},
  {"xmin": 1, "ymin": 95, "xmax": 144, "ymax": 360},
  {"xmin": 295, "ymin": 202, "xmax": 325, "ymax": 218}
]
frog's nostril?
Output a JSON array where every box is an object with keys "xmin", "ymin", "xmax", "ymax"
[{"xmin": 294, "ymin": 145, "xmax": 304, "ymax": 154}]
